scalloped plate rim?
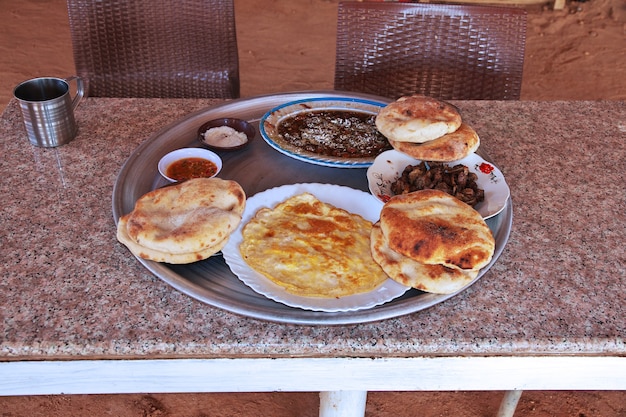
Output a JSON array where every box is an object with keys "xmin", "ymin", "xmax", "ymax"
[{"xmin": 221, "ymin": 183, "xmax": 410, "ymax": 312}]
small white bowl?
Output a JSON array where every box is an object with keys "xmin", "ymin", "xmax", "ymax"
[{"xmin": 158, "ymin": 148, "xmax": 222, "ymax": 182}]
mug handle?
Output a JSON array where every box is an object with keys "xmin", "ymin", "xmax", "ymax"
[{"xmin": 64, "ymin": 76, "xmax": 85, "ymax": 110}]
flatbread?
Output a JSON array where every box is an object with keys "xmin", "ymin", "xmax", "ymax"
[
  {"xmin": 379, "ymin": 189, "xmax": 495, "ymax": 271},
  {"xmin": 239, "ymin": 193, "xmax": 388, "ymax": 298},
  {"xmin": 375, "ymin": 95, "xmax": 462, "ymax": 143},
  {"xmin": 116, "ymin": 178, "xmax": 245, "ymax": 264},
  {"xmin": 371, "ymin": 223, "xmax": 477, "ymax": 294},
  {"xmin": 116, "ymin": 214, "xmax": 229, "ymax": 264},
  {"xmin": 389, "ymin": 123, "xmax": 480, "ymax": 162},
  {"xmin": 125, "ymin": 178, "xmax": 245, "ymax": 254}
]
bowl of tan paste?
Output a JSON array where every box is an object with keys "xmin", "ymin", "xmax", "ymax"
[{"xmin": 198, "ymin": 118, "xmax": 256, "ymax": 151}]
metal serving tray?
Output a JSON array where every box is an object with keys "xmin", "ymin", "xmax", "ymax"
[{"xmin": 112, "ymin": 91, "xmax": 512, "ymax": 325}]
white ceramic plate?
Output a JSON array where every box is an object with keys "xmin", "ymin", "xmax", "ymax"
[
  {"xmin": 259, "ymin": 97, "xmax": 389, "ymax": 168},
  {"xmin": 221, "ymin": 183, "xmax": 410, "ymax": 312},
  {"xmin": 367, "ymin": 150, "xmax": 510, "ymax": 219}
]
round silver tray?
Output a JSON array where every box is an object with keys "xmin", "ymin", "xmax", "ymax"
[{"xmin": 112, "ymin": 91, "xmax": 512, "ymax": 325}]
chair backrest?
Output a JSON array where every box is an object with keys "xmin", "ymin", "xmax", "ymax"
[
  {"xmin": 67, "ymin": 0, "xmax": 240, "ymax": 98},
  {"xmin": 334, "ymin": 2, "xmax": 527, "ymax": 100}
]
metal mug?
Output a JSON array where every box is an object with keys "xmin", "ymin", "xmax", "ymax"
[{"xmin": 13, "ymin": 76, "xmax": 85, "ymax": 147}]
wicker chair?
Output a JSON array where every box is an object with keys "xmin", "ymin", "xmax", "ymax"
[
  {"xmin": 334, "ymin": 2, "xmax": 527, "ymax": 100},
  {"xmin": 67, "ymin": 0, "xmax": 240, "ymax": 98}
]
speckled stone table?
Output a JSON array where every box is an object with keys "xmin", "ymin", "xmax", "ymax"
[{"xmin": 1, "ymin": 96, "xmax": 625, "ymax": 415}]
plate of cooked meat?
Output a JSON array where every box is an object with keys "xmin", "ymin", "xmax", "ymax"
[{"xmin": 366, "ymin": 150, "xmax": 510, "ymax": 219}]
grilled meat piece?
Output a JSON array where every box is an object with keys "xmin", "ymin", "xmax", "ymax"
[{"xmin": 390, "ymin": 161, "xmax": 485, "ymax": 208}]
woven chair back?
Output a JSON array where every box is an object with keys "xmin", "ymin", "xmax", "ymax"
[
  {"xmin": 334, "ymin": 2, "xmax": 527, "ymax": 100},
  {"xmin": 67, "ymin": 0, "xmax": 240, "ymax": 98}
]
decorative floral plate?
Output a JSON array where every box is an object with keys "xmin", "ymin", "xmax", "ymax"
[{"xmin": 367, "ymin": 150, "xmax": 510, "ymax": 219}]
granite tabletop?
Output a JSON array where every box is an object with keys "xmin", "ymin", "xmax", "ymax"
[{"xmin": 1, "ymin": 96, "xmax": 624, "ymax": 361}]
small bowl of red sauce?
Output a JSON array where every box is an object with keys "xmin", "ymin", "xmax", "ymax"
[
  {"xmin": 197, "ymin": 118, "xmax": 256, "ymax": 151},
  {"xmin": 158, "ymin": 148, "xmax": 222, "ymax": 182}
]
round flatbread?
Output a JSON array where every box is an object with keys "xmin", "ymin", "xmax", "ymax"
[
  {"xmin": 379, "ymin": 189, "xmax": 495, "ymax": 271},
  {"xmin": 117, "ymin": 214, "xmax": 229, "ymax": 264},
  {"xmin": 375, "ymin": 95, "xmax": 462, "ymax": 143},
  {"xmin": 389, "ymin": 123, "xmax": 480, "ymax": 162},
  {"xmin": 124, "ymin": 178, "xmax": 246, "ymax": 254},
  {"xmin": 371, "ymin": 223, "xmax": 478, "ymax": 294}
]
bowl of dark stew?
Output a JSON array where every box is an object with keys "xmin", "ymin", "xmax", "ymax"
[{"xmin": 259, "ymin": 97, "xmax": 389, "ymax": 168}]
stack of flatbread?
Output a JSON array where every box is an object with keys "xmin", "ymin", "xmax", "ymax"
[
  {"xmin": 375, "ymin": 95, "xmax": 480, "ymax": 161},
  {"xmin": 371, "ymin": 189, "xmax": 495, "ymax": 294},
  {"xmin": 117, "ymin": 177, "xmax": 246, "ymax": 264}
]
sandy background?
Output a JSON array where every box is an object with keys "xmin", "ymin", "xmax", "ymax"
[
  {"xmin": 1, "ymin": 0, "xmax": 625, "ymax": 105},
  {"xmin": 1, "ymin": 0, "xmax": 625, "ymax": 415}
]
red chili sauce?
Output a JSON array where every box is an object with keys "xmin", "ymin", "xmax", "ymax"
[{"xmin": 166, "ymin": 157, "xmax": 217, "ymax": 181}]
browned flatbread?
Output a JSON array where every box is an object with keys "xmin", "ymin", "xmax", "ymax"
[
  {"xmin": 375, "ymin": 95, "xmax": 462, "ymax": 143},
  {"xmin": 116, "ymin": 214, "xmax": 229, "ymax": 264},
  {"xmin": 371, "ymin": 223, "xmax": 478, "ymax": 294},
  {"xmin": 125, "ymin": 178, "xmax": 245, "ymax": 254},
  {"xmin": 117, "ymin": 178, "xmax": 246, "ymax": 264},
  {"xmin": 379, "ymin": 189, "xmax": 495, "ymax": 271},
  {"xmin": 389, "ymin": 123, "xmax": 480, "ymax": 162}
]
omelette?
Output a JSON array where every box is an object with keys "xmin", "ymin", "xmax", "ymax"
[{"xmin": 239, "ymin": 193, "xmax": 388, "ymax": 298}]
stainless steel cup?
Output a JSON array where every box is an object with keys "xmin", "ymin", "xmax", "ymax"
[{"xmin": 13, "ymin": 76, "xmax": 85, "ymax": 147}]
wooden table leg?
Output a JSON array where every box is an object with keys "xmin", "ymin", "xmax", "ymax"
[{"xmin": 319, "ymin": 391, "xmax": 367, "ymax": 417}]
